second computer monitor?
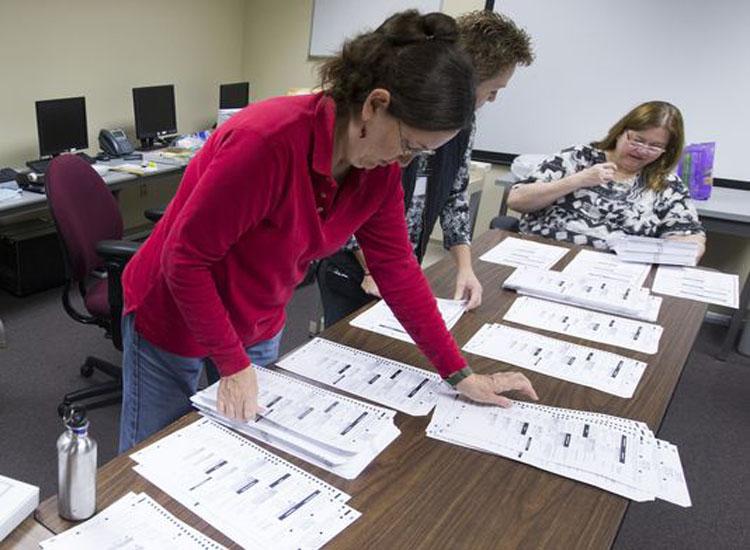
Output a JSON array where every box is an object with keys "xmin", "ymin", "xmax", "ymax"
[
  {"xmin": 35, "ymin": 96, "xmax": 88, "ymax": 157},
  {"xmin": 132, "ymin": 84, "xmax": 177, "ymax": 149},
  {"xmin": 219, "ymin": 82, "xmax": 249, "ymax": 109}
]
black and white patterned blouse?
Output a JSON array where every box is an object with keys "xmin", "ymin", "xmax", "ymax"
[
  {"xmin": 346, "ymin": 122, "xmax": 475, "ymax": 255},
  {"xmin": 516, "ymin": 145, "xmax": 704, "ymax": 249}
]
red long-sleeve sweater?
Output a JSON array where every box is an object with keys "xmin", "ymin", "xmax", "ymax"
[{"xmin": 122, "ymin": 93, "xmax": 467, "ymax": 378}]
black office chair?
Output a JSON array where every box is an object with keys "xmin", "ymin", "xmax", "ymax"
[
  {"xmin": 490, "ymin": 177, "xmax": 520, "ymax": 232},
  {"xmin": 46, "ymin": 155, "xmax": 144, "ymax": 413}
]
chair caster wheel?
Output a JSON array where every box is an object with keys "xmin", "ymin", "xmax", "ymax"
[{"xmin": 81, "ymin": 361, "xmax": 95, "ymax": 377}]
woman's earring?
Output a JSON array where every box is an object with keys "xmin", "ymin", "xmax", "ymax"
[{"xmin": 360, "ymin": 125, "xmax": 367, "ymax": 139}]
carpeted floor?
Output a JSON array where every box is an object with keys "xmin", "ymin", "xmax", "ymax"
[{"xmin": 0, "ymin": 284, "xmax": 747, "ymax": 548}]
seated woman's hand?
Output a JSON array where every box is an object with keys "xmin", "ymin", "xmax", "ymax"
[
  {"xmin": 574, "ymin": 162, "xmax": 618, "ymax": 188},
  {"xmin": 456, "ymin": 371, "xmax": 539, "ymax": 407}
]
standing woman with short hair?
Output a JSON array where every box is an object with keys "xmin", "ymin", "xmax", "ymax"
[{"xmin": 118, "ymin": 10, "xmax": 537, "ymax": 452}]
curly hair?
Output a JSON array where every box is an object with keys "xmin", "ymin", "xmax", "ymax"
[
  {"xmin": 591, "ymin": 101, "xmax": 685, "ymax": 192},
  {"xmin": 318, "ymin": 10, "xmax": 475, "ymax": 131},
  {"xmin": 456, "ymin": 10, "xmax": 534, "ymax": 81}
]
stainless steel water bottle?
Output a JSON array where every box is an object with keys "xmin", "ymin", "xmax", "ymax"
[{"xmin": 57, "ymin": 404, "xmax": 97, "ymax": 520}]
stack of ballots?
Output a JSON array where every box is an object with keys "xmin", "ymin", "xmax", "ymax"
[
  {"xmin": 503, "ymin": 267, "xmax": 662, "ymax": 322},
  {"xmin": 609, "ymin": 235, "xmax": 699, "ymax": 266},
  {"xmin": 426, "ymin": 394, "xmax": 691, "ymax": 507},
  {"xmin": 190, "ymin": 368, "xmax": 400, "ymax": 479}
]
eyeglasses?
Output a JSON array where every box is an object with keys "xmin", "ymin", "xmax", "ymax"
[
  {"xmin": 398, "ymin": 120, "xmax": 436, "ymax": 157},
  {"xmin": 626, "ymin": 131, "xmax": 667, "ymax": 156}
]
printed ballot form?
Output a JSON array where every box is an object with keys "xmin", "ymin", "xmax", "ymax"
[
  {"xmin": 191, "ymin": 369, "xmax": 400, "ymax": 479},
  {"xmin": 427, "ymin": 395, "xmax": 691, "ymax": 507},
  {"xmin": 130, "ymin": 419, "xmax": 361, "ymax": 549},
  {"xmin": 479, "ymin": 236, "xmax": 569, "ymax": 269},
  {"xmin": 652, "ymin": 266, "xmax": 739, "ymax": 308},
  {"xmin": 463, "ymin": 323, "xmax": 647, "ymax": 398},
  {"xmin": 277, "ymin": 338, "xmax": 443, "ymax": 416},
  {"xmin": 562, "ymin": 249, "xmax": 652, "ymax": 287},
  {"xmin": 504, "ymin": 296, "xmax": 663, "ymax": 355},
  {"xmin": 349, "ymin": 297, "xmax": 466, "ymax": 344}
]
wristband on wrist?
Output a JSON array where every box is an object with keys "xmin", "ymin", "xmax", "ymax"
[
  {"xmin": 362, "ymin": 271, "xmax": 371, "ymax": 276},
  {"xmin": 443, "ymin": 366, "xmax": 474, "ymax": 387}
]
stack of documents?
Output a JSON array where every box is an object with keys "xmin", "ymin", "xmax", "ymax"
[
  {"xmin": 131, "ymin": 418, "xmax": 360, "ymax": 549},
  {"xmin": 190, "ymin": 368, "xmax": 400, "ymax": 479},
  {"xmin": 277, "ymin": 337, "xmax": 443, "ymax": 415},
  {"xmin": 349, "ymin": 298, "xmax": 466, "ymax": 344},
  {"xmin": 40, "ymin": 492, "xmax": 225, "ymax": 550},
  {"xmin": 426, "ymin": 395, "xmax": 691, "ymax": 506},
  {"xmin": 504, "ymin": 296, "xmax": 663, "ymax": 354},
  {"xmin": 479, "ymin": 236, "xmax": 570, "ymax": 269},
  {"xmin": 609, "ymin": 235, "xmax": 699, "ymax": 266},
  {"xmin": 503, "ymin": 267, "xmax": 662, "ymax": 322},
  {"xmin": 110, "ymin": 162, "xmax": 159, "ymax": 176},
  {"xmin": 562, "ymin": 249, "xmax": 652, "ymax": 287},
  {"xmin": 0, "ymin": 188, "xmax": 21, "ymax": 203},
  {"xmin": 0, "ymin": 474, "xmax": 39, "ymax": 542},
  {"xmin": 463, "ymin": 323, "xmax": 647, "ymax": 397},
  {"xmin": 652, "ymin": 266, "xmax": 739, "ymax": 308}
]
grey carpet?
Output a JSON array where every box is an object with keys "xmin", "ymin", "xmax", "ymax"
[{"xmin": 0, "ymin": 285, "xmax": 747, "ymax": 548}]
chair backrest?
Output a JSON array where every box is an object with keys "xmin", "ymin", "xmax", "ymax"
[{"xmin": 46, "ymin": 155, "xmax": 123, "ymax": 282}]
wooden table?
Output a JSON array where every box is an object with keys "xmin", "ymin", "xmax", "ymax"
[
  {"xmin": 34, "ymin": 230, "xmax": 707, "ymax": 549},
  {"xmin": 0, "ymin": 517, "xmax": 53, "ymax": 550}
]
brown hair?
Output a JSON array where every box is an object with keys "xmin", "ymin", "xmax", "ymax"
[
  {"xmin": 318, "ymin": 10, "xmax": 475, "ymax": 132},
  {"xmin": 456, "ymin": 10, "xmax": 534, "ymax": 82},
  {"xmin": 591, "ymin": 101, "xmax": 684, "ymax": 192}
]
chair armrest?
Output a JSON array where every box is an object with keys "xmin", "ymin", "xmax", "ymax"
[
  {"xmin": 144, "ymin": 207, "xmax": 165, "ymax": 223},
  {"xmin": 96, "ymin": 239, "xmax": 139, "ymax": 262},
  {"xmin": 490, "ymin": 215, "xmax": 520, "ymax": 232}
]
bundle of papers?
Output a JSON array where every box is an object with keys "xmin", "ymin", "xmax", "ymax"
[
  {"xmin": 349, "ymin": 298, "xmax": 466, "ymax": 344},
  {"xmin": 0, "ymin": 188, "xmax": 21, "ymax": 203},
  {"xmin": 110, "ymin": 162, "xmax": 159, "ymax": 176},
  {"xmin": 276, "ymin": 337, "xmax": 443, "ymax": 416},
  {"xmin": 503, "ymin": 267, "xmax": 662, "ymax": 322},
  {"xmin": 504, "ymin": 296, "xmax": 663, "ymax": 355},
  {"xmin": 463, "ymin": 323, "xmax": 647, "ymax": 398},
  {"xmin": 609, "ymin": 235, "xmax": 698, "ymax": 266},
  {"xmin": 130, "ymin": 418, "xmax": 360, "ymax": 550},
  {"xmin": 479, "ymin": 236, "xmax": 570, "ymax": 269},
  {"xmin": 0, "ymin": 474, "xmax": 39, "ymax": 542},
  {"xmin": 190, "ymin": 368, "xmax": 400, "ymax": 479},
  {"xmin": 426, "ymin": 395, "xmax": 691, "ymax": 507},
  {"xmin": 652, "ymin": 266, "xmax": 739, "ymax": 309},
  {"xmin": 562, "ymin": 249, "xmax": 652, "ymax": 287},
  {"xmin": 40, "ymin": 492, "xmax": 225, "ymax": 550}
]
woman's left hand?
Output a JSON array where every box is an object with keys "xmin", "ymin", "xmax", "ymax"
[{"xmin": 454, "ymin": 268, "xmax": 483, "ymax": 310}]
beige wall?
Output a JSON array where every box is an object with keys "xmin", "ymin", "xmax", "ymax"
[
  {"xmin": 0, "ymin": 0, "xmax": 247, "ymax": 168},
  {"xmin": 242, "ymin": 0, "xmax": 485, "ymax": 101}
]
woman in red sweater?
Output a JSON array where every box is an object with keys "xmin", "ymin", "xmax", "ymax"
[{"xmin": 119, "ymin": 11, "xmax": 537, "ymax": 452}]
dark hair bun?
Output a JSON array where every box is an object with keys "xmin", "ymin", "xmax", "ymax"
[{"xmin": 378, "ymin": 10, "xmax": 458, "ymax": 46}]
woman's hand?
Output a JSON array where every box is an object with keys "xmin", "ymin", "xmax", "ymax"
[
  {"xmin": 454, "ymin": 268, "xmax": 483, "ymax": 310},
  {"xmin": 361, "ymin": 274, "xmax": 382, "ymax": 298},
  {"xmin": 456, "ymin": 372, "xmax": 538, "ymax": 408},
  {"xmin": 217, "ymin": 365, "xmax": 262, "ymax": 422},
  {"xmin": 574, "ymin": 162, "xmax": 617, "ymax": 188}
]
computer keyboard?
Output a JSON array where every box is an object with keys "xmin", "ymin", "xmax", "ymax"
[
  {"xmin": 26, "ymin": 152, "xmax": 96, "ymax": 174},
  {"xmin": 0, "ymin": 167, "xmax": 18, "ymax": 182}
]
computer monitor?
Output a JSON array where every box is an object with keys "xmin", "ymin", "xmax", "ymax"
[
  {"xmin": 35, "ymin": 96, "xmax": 88, "ymax": 158},
  {"xmin": 132, "ymin": 84, "xmax": 177, "ymax": 150},
  {"xmin": 219, "ymin": 82, "xmax": 249, "ymax": 109}
]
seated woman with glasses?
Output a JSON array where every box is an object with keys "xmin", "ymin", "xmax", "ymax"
[{"xmin": 507, "ymin": 101, "xmax": 706, "ymax": 259}]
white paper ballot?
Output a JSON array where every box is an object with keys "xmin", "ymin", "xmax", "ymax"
[
  {"xmin": 462, "ymin": 323, "xmax": 647, "ymax": 398},
  {"xmin": 652, "ymin": 266, "xmax": 739, "ymax": 309},
  {"xmin": 426, "ymin": 395, "xmax": 691, "ymax": 507},
  {"xmin": 503, "ymin": 267, "xmax": 662, "ymax": 322},
  {"xmin": 479, "ymin": 236, "xmax": 569, "ymax": 269},
  {"xmin": 0, "ymin": 474, "xmax": 39, "ymax": 542},
  {"xmin": 609, "ymin": 235, "xmax": 699, "ymax": 266},
  {"xmin": 349, "ymin": 297, "xmax": 466, "ymax": 344},
  {"xmin": 190, "ymin": 368, "xmax": 400, "ymax": 479},
  {"xmin": 276, "ymin": 338, "xmax": 442, "ymax": 416},
  {"xmin": 130, "ymin": 418, "xmax": 361, "ymax": 549},
  {"xmin": 40, "ymin": 492, "xmax": 226, "ymax": 550},
  {"xmin": 503, "ymin": 296, "xmax": 663, "ymax": 355},
  {"xmin": 562, "ymin": 249, "xmax": 652, "ymax": 287}
]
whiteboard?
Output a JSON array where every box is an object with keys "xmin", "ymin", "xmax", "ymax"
[
  {"xmin": 309, "ymin": 0, "xmax": 442, "ymax": 57},
  {"xmin": 474, "ymin": 0, "xmax": 750, "ymax": 181}
]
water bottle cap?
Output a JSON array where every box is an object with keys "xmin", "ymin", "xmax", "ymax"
[{"xmin": 61, "ymin": 404, "xmax": 88, "ymax": 429}]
